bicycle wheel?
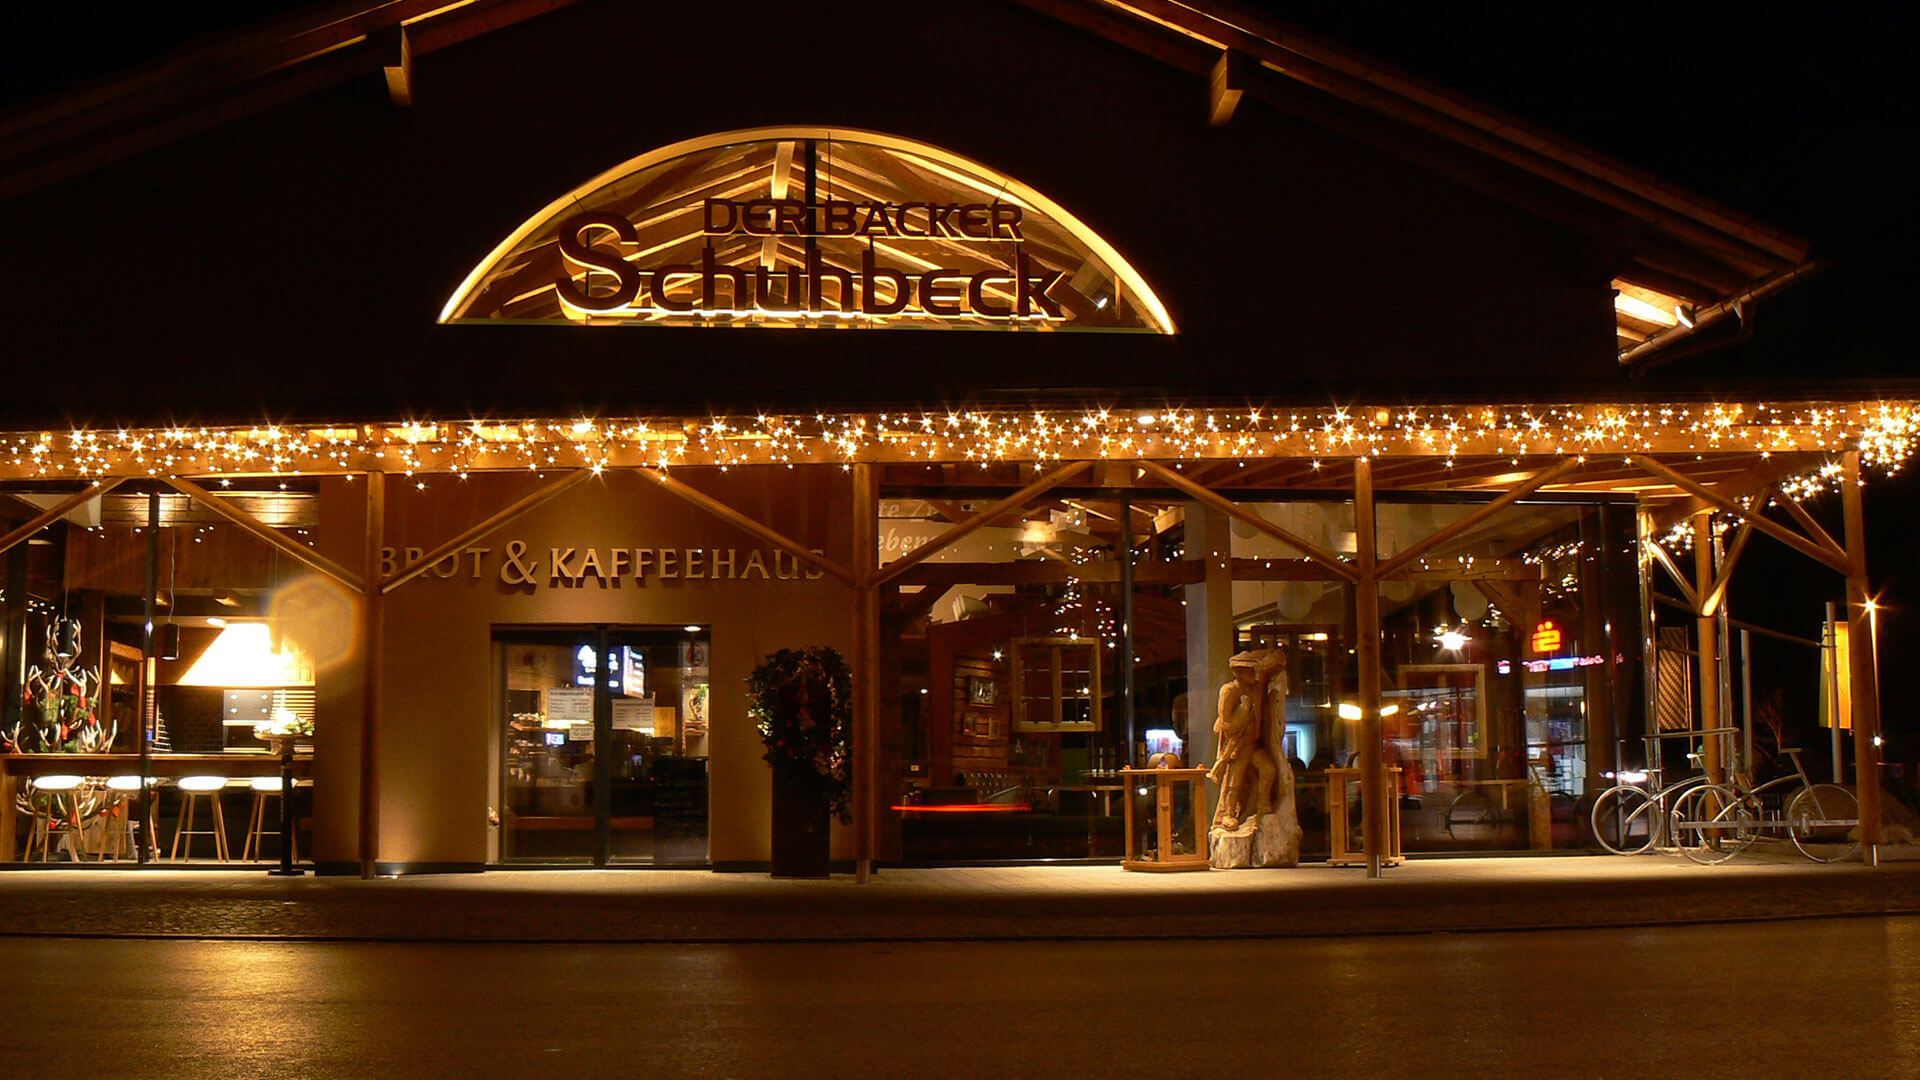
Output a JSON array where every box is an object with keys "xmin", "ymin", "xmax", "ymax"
[
  {"xmin": 1591, "ymin": 785, "xmax": 1656, "ymax": 855},
  {"xmin": 1787, "ymin": 783, "xmax": 1861, "ymax": 863},
  {"xmin": 1673, "ymin": 785, "xmax": 1756, "ymax": 865}
]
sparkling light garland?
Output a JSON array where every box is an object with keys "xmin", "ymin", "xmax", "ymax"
[{"xmin": 3, "ymin": 401, "xmax": 1915, "ymax": 487}]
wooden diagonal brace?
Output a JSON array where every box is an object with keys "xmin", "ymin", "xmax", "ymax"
[
  {"xmin": 1644, "ymin": 458, "xmax": 1803, "ymax": 535},
  {"xmin": 1774, "ymin": 490, "xmax": 1847, "ymax": 565},
  {"xmin": 1629, "ymin": 455, "xmax": 1850, "ymax": 574},
  {"xmin": 1375, "ymin": 457, "xmax": 1583, "ymax": 580},
  {"xmin": 162, "ymin": 476, "xmax": 365, "ymax": 591},
  {"xmin": 635, "ymin": 467, "xmax": 853, "ymax": 585},
  {"xmin": 872, "ymin": 461, "xmax": 1088, "ymax": 589},
  {"xmin": 1136, "ymin": 459, "xmax": 1357, "ymax": 582},
  {"xmin": 1642, "ymin": 535, "xmax": 1700, "ymax": 614},
  {"xmin": 0, "ymin": 478, "xmax": 126, "ymax": 557},
  {"xmin": 1699, "ymin": 520, "xmax": 1752, "ymax": 617},
  {"xmin": 383, "ymin": 469, "xmax": 592, "ymax": 594}
]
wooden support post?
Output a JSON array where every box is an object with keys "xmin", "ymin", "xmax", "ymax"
[
  {"xmin": 851, "ymin": 463, "xmax": 880, "ymax": 882},
  {"xmin": 1353, "ymin": 458, "xmax": 1387, "ymax": 878},
  {"xmin": 359, "ymin": 470, "xmax": 385, "ymax": 879},
  {"xmin": 1692, "ymin": 512, "xmax": 1723, "ymax": 783},
  {"xmin": 1636, "ymin": 509, "xmax": 1662, "ymax": 773},
  {"xmin": 1840, "ymin": 451, "xmax": 1884, "ymax": 859},
  {"xmin": 139, "ymin": 490, "xmax": 158, "ymax": 863},
  {"xmin": 1120, "ymin": 493, "xmax": 1136, "ymax": 765}
]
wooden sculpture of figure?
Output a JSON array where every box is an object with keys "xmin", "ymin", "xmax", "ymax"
[
  {"xmin": 1207, "ymin": 646, "xmax": 1301, "ymax": 867},
  {"xmin": 1209, "ymin": 648, "xmax": 1285, "ymax": 830}
]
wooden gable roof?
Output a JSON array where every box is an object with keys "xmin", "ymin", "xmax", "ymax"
[{"xmin": 0, "ymin": 0, "xmax": 1814, "ymax": 370}]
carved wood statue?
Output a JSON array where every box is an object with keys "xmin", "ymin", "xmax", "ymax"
[{"xmin": 1207, "ymin": 647, "xmax": 1301, "ymax": 867}]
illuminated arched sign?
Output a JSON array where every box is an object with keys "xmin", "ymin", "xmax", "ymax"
[{"xmin": 441, "ymin": 128, "xmax": 1174, "ymax": 333}]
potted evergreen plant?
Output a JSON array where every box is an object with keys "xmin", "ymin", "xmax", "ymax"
[{"xmin": 747, "ymin": 646, "xmax": 852, "ymax": 878}]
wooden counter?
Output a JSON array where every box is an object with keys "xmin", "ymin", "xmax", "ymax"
[{"xmin": 1, "ymin": 753, "xmax": 314, "ymax": 863}]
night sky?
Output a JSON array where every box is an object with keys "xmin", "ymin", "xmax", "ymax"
[{"xmin": 5, "ymin": 2, "xmax": 1916, "ymax": 752}]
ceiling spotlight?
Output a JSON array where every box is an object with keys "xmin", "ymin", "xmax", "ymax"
[{"xmin": 1437, "ymin": 628, "xmax": 1470, "ymax": 651}]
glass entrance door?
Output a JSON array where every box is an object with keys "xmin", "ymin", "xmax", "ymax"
[{"xmin": 496, "ymin": 626, "xmax": 710, "ymax": 865}]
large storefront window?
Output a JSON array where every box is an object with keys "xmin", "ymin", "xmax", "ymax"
[
  {"xmin": 879, "ymin": 482, "xmax": 1643, "ymax": 863},
  {"xmin": 883, "ymin": 487, "xmax": 1173, "ymax": 861},
  {"xmin": 495, "ymin": 626, "xmax": 709, "ymax": 865},
  {"xmin": 1364, "ymin": 499, "xmax": 1640, "ymax": 853},
  {"xmin": 1, "ymin": 482, "xmax": 329, "ymax": 865}
]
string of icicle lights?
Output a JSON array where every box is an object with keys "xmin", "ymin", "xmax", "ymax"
[{"xmin": 3, "ymin": 402, "xmax": 1917, "ymax": 489}]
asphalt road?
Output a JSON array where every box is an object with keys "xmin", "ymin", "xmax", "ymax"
[{"xmin": 4, "ymin": 917, "xmax": 1915, "ymax": 1079}]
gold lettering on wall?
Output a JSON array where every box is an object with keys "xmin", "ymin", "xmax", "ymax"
[
  {"xmin": 578, "ymin": 547, "xmax": 607, "ymax": 580},
  {"xmin": 380, "ymin": 540, "xmax": 824, "ymax": 590}
]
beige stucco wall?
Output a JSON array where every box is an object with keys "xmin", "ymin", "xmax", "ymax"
[{"xmin": 311, "ymin": 467, "xmax": 853, "ymax": 869}]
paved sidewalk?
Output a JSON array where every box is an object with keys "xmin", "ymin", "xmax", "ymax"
[{"xmin": 3, "ymin": 852, "xmax": 1917, "ymax": 943}]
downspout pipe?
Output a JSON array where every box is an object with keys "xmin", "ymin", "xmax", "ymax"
[{"xmin": 1620, "ymin": 260, "xmax": 1826, "ymax": 373}]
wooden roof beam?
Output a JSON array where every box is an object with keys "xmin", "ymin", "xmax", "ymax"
[
  {"xmin": 1376, "ymin": 457, "xmax": 1583, "ymax": 579},
  {"xmin": 873, "ymin": 462, "xmax": 1089, "ymax": 588},
  {"xmin": 379, "ymin": 25, "xmax": 412, "ymax": 107},
  {"xmin": 1137, "ymin": 459, "xmax": 1357, "ymax": 581},
  {"xmin": 1209, "ymin": 49, "xmax": 1253, "ymax": 126},
  {"xmin": 0, "ymin": 479, "xmax": 127, "ymax": 558}
]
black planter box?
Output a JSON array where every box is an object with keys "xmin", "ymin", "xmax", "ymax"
[{"xmin": 770, "ymin": 772, "xmax": 832, "ymax": 878}]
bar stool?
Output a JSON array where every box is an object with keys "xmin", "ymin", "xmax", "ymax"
[
  {"xmin": 241, "ymin": 776, "xmax": 300, "ymax": 863},
  {"xmin": 25, "ymin": 775, "xmax": 89, "ymax": 862},
  {"xmin": 171, "ymin": 775, "xmax": 232, "ymax": 862},
  {"xmin": 99, "ymin": 776, "xmax": 156, "ymax": 861}
]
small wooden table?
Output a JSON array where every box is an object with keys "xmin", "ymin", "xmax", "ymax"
[
  {"xmin": 1120, "ymin": 766, "xmax": 1209, "ymax": 872},
  {"xmin": 1325, "ymin": 766, "xmax": 1404, "ymax": 867}
]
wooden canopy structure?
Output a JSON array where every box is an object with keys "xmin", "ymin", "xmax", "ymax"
[{"xmin": 1, "ymin": 395, "xmax": 1904, "ymax": 876}]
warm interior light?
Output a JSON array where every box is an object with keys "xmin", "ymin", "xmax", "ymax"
[
  {"xmin": 177, "ymin": 623, "xmax": 314, "ymax": 687},
  {"xmin": 1437, "ymin": 628, "xmax": 1470, "ymax": 651},
  {"xmin": 1613, "ymin": 280, "xmax": 1684, "ymax": 327},
  {"xmin": 1338, "ymin": 703, "xmax": 1361, "ymax": 721},
  {"xmin": 683, "ymin": 624, "xmax": 701, "ymax": 632},
  {"xmin": 1613, "ymin": 293, "xmax": 1677, "ymax": 326}
]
